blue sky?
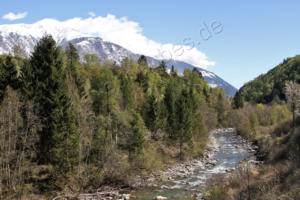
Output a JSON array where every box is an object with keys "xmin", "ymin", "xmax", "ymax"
[{"xmin": 1, "ymin": 0, "xmax": 300, "ymax": 88}]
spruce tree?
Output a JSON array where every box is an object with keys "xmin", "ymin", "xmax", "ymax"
[
  {"xmin": 232, "ymin": 90, "xmax": 244, "ymax": 109},
  {"xmin": 0, "ymin": 56, "xmax": 19, "ymax": 102},
  {"xmin": 29, "ymin": 35, "xmax": 78, "ymax": 172},
  {"xmin": 137, "ymin": 55, "xmax": 148, "ymax": 67},
  {"xmin": 143, "ymin": 94, "xmax": 161, "ymax": 138},
  {"xmin": 164, "ymin": 77, "xmax": 181, "ymax": 138},
  {"xmin": 65, "ymin": 42, "xmax": 86, "ymax": 96},
  {"xmin": 120, "ymin": 74, "xmax": 133, "ymax": 109},
  {"xmin": 175, "ymin": 89, "xmax": 193, "ymax": 160},
  {"xmin": 129, "ymin": 114, "xmax": 145, "ymax": 157}
]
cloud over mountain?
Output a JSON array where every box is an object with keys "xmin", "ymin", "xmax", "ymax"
[{"xmin": 0, "ymin": 14, "xmax": 215, "ymax": 68}]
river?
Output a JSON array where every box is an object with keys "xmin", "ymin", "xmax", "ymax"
[{"xmin": 130, "ymin": 128, "xmax": 255, "ymax": 200}]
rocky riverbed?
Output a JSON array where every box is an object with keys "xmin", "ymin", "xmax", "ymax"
[
  {"xmin": 130, "ymin": 128, "xmax": 259, "ymax": 200},
  {"xmin": 63, "ymin": 128, "xmax": 259, "ymax": 200}
]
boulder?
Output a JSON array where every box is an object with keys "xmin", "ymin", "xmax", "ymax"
[
  {"xmin": 154, "ymin": 195, "xmax": 168, "ymax": 200},
  {"xmin": 121, "ymin": 194, "xmax": 131, "ymax": 200}
]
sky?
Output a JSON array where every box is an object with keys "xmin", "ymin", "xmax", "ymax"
[{"xmin": 0, "ymin": 0, "xmax": 300, "ymax": 88}]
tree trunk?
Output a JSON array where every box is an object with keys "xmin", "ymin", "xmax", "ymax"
[{"xmin": 179, "ymin": 132, "xmax": 183, "ymax": 161}]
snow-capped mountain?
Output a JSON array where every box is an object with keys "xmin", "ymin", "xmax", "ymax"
[{"xmin": 0, "ymin": 22, "xmax": 237, "ymax": 96}]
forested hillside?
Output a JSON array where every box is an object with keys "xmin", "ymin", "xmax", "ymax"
[
  {"xmin": 238, "ymin": 55, "xmax": 300, "ymax": 103},
  {"xmin": 0, "ymin": 35, "xmax": 230, "ymax": 199},
  {"xmin": 205, "ymin": 56, "xmax": 300, "ymax": 200}
]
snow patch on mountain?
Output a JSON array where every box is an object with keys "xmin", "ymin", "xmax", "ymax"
[
  {"xmin": 0, "ymin": 16, "xmax": 216, "ymax": 68},
  {"xmin": 0, "ymin": 31, "xmax": 237, "ymax": 96}
]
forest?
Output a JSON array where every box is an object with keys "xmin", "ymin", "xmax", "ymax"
[
  {"xmin": 202, "ymin": 56, "xmax": 300, "ymax": 200},
  {"xmin": 0, "ymin": 35, "xmax": 230, "ymax": 199},
  {"xmin": 238, "ymin": 55, "xmax": 300, "ymax": 104}
]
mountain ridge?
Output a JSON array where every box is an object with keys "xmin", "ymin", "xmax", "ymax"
[{"xmin": 0, "ymin": 29, "xmax": 237, "ymax": 96}]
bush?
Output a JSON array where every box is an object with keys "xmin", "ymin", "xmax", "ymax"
[{"xmin": 203, "ymin": 186, "xmax": 227, "ymax": 200}]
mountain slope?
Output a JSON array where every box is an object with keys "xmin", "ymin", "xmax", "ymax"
[
  {"xmin": 239, "ymin": 55, "xmax": 300, "ymax": 103},
  {"xmin": 0, "ymin": 30, "xmax": 237, "ymax": 96}
]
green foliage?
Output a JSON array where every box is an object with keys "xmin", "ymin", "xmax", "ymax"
[
  {"xmin": 0, "ymin": 35, "xmax": 231, "ymax": 198},
  {"xmin": 137, "ymin": 55, "xmax": 148, "ymax": 67},
  {"xmin": 27, "ymin": 35, "xmax": 79, "ymax": 172},
  {"xmin": 239, "ymin": 55, "xmax": 300, "ymax": 103},
  {"xmin": 120, "ymin": 74, "xmax": 134, "ymax": 109},
  {"xmin": 129, "ymin": 114, "xmax": 145, "ymax": 156},
  {"xmin": 175, "ymin": 89, "xmax": 193, "ymax": 159},
  {"xmin": 164, "ymin": 76, "xmax": 182, "ymax": 138},
  {"xmin": 84, "ymin": 54, "xmax": 101, "ymax": 66},
  {"xmin": 90, "ymin": 67, "xmax": 120, "ymax": 115},
  {"xmin": 0, "ymin": 55, "xmax": 19, "ymax": 100},
  {"xmin": 232, "ymin": 90, "xmax": 244, "ymax": 109},
  {"xmin": 142, "ymin": 94, "xmax": 164, "ymax": 139},
  {"xmin": 203, "ymin": 186, "xmax": 227, "ymax": 200}
]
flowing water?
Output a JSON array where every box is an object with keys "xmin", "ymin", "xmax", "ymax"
[{"xmin": 131, "ymin": 129, "xmax": 254, "ymax": 200}]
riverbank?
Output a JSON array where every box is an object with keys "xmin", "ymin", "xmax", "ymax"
[
  {"xmin": 53, "ymin": 128, "xmax": 259, "ymax": 200},
  {"xmin": 130, "ymin": 128, "xmax": 259, "ymax": 200}
]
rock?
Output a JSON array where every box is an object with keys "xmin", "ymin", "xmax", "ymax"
[
  {"xmin": 185, "ymin": 181, "xmax": 191, "ymax": 185},
  {"xmin": 120, "ymin": 194, "xmax": 131, "ymax": 200},
  {"xmin": 161, "ymin": 185, "xmax": 169, "ymax": 189},
  {"xmin": 248, "ymin": 160, "xmax": 263, "ymax": 165},
  {"xmin": 154, "ymin": 195, "xmax": 168, "ymax": 200}
]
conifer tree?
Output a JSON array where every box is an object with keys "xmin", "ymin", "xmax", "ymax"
[
  {"xmin": 232, "ymin": 90, "xmax": 244, "ymax": 109},
  {"xmin": 65, "ymin": 42, "xmax": 87, "ymax": 96},
  {"xmin": 176, "ymin": 89, "xmax": 193, "ymax": 160},
  {"xmin": 120, "ymin": 74, "xmax": 133, "ymax": 109},
  {"xmin": 143, "ymin": 94, "xmax": 162, "ymax": 139},
  {"xmin": 29, "ymin": 35, "xmax": 78, "ymax": 171},
  {"xmin": 129, "ymin": 114, "xmax": 145, "ymax": 157},
  {"xmin": 164, "ymin": 77, "xmax": 181, "ymax": 138},
  {"xmin": 137, "ymin": 55, "xmax": 148, "ymax": 67}
]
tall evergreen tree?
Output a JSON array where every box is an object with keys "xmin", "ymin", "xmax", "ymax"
[
  {"xmin": 0, "ymin": 55, "xmax": 19, "ymax": 101},
  {"xmin": 232, "ymin": 90, "xmax": 244, "ymax": 109},
  {"xmin": 129, "ymin": 114, "xmax": 145, "ymax": 156},
  {"xmin": 164, "ymin": 77, "xmax": 181, "ymax": 138},
  {"xmin": 137, "ymin": 55, "xmax": 148, "ymax": 67},
  {"xmin": 28, "ymin": 35, "xmax": 78, "ymax": 171},
  {"xmin": 175, "ymin": 89, "xmax": 193, "ymax": 160},
  {"xmin": 65, "ymin": 42, "xmax": 87, "ymax": 97},
  {"xmin": 120, "ymin": 74, "xmax": 133, "ymax": 110},
  {"xmin": 143, "ymin": 94, "xmax": 162, "ymax": 139}
]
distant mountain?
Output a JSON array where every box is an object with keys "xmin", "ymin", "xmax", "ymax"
[
  {"xmin": 0, "ymin": 22, "xmax": 237, "ymax": 96},
  {"xmin": 238, "ymin": 55, "xmax": 300, "ymax": 103}
]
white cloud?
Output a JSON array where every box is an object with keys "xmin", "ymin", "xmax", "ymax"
[
  {"xmin": 88, "ymin": 12, "xmax": 96, "ymax": 17},
  {"xmin": 0, "ymin": 14, "xmax": 215, "ymax": 68},
  {"xmin": 2, "ymin": 12, "xmax": 27, "ymax": 21}
]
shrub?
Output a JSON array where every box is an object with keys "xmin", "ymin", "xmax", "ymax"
[{"xmin": 203, "ymin": 186, "xmax": 227, "ymax": 200}]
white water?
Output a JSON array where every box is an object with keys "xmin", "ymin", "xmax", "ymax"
[{"xmin": 132, "ymin": 129, "xmax": 254, "ymax": 200}]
